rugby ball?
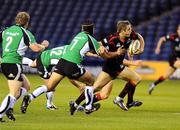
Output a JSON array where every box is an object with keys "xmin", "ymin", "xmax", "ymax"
[{"xmin": 128, "ymin": 40, "xmax": 140, "ymax": 55}]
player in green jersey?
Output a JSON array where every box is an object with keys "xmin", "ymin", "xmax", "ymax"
[
  {"xmin": 21, "ymin": 45, "xmax": 86, "ymax": 112},
  {"xmin": 0, "ymin": 11, "xmax": 49, "ymax": 122},
  {"xmin": 21, "ymin": 21, "xmax": 123, "ymax": 115}
]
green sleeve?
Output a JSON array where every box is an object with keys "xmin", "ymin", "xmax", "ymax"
[{"xmin": 26, "ymin": 30, "xmax": 36, "ymax": 44}]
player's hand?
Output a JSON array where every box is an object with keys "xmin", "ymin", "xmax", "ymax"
[
  {"xmin": 155, "ymin": 48, "xmax": 160, "ymax": 55},
  {"xmin": 134, "ymin": 60, "xmax": 144, "ymax": 66},
  {"xmin": 41, "ymin": 40, "xmax": 49, "ymax": 48},
  {"xmin": 117, "ymin": 47, "xmax": 126, "ymax": 56},
  {"xmin": 99, "ymin": 46, "xmax": 107, "ymax": 54}
]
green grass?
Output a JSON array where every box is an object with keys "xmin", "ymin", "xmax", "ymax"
[{"xmin": 0, "ymin": 73, "xmax": 180, "ymax": 130}]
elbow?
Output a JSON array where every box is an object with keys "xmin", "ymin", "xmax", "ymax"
[
  {"xmin": 32, "ymin": 48, "xmax": 42, "ymax": 52},
  {"xmin": 31, "ymin": 46, "xmax": 44, "ymax": 52}
]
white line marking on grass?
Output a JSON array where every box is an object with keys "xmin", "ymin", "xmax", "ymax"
[{"xmin": 174, "ymin": 113, "xmax": 180, "ymax": 115}]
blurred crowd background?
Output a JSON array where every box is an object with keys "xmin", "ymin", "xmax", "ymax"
[{"xmin": 0, "ymin": 0, "xmax": 180, "ymax": 66}]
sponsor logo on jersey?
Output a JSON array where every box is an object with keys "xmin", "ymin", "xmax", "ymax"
[
  {"xmin": 8, "ymin": 73, "xmax": 15, "ymax": 78},
  {"xmin": 175, "ymin": 38, "xmax": 179, "ymax": 42},
  {"xmin": 6, "ymin": 32, "xmax": 19, "ymax": 36},
  {"xmin": 116, "ymin": 43, "xmax": 121, "ymax": 47}
]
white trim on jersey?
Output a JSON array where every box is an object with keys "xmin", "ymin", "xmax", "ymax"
[
  {"xmin": 79, "ymin": 41, "xmax": 90, "ymax": 58},
  {"xmin": 17, "ymin": 37, "xmax": 28, "ymax": 56},
  {"xmin": 15, "ymin": 64, "xmax": 21, "ymax": 80},
  {"xmin": 43, "ymin": 66, "xmax": 49, "ymax": 78},
  {"xmin": 87, "ymin": 34, "xmax": 99, "ymax": 54},
  {"xmin": 21, "ymin": 27, "xmax": 31, "ymax": 42},
  {"xmin": 50, "ymin": 59, "xmax": 59, "ymax": 65}
]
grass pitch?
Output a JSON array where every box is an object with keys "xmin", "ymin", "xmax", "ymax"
[{"xmin": 0, "ymin": 74, "xmax": 180, "ymax": 130}]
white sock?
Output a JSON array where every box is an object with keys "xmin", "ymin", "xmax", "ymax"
[
  {"xmin": 46, "ymin": 91, "xmax": 54, "ymax": 107},
  {"xmin": 22, "ymin": 57, "xmax": 33, "ymax": 66},
  {"xmin": 30, "ymin": 85, "xmax": 48, "ymax": 100},
  {"xmin": 0, "ymin": 94, "xmax": 16, "ymax": 118},
  {"xmin": 116, "ymin": 96, "xmax": 123, "ymax": 101},
  {"xmin": 16, "ymin": 87, "xmax": 28, "ymax": 100},
  {"xmin": 84, "ymin": 86, "xmax": 94, "ymax": 110}
]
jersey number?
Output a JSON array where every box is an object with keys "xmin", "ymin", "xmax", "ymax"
[
  {"xmin": 50, "ymin": 49, "xmax": 63, "ymax": 56},
  {"xmin": 5, "ymin": 36, "xmax": 13, "ymax": 52},
  {"xmin": 70, "ymin": 39, "xmax": 78, "ymax": 50}
]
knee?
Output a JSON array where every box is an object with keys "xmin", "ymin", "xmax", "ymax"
[
  {"xmin": 133, "ymin": 75, "xmax": 142, "ymax": 85},
  {"xmin": 137, "ymin": 76, "xmax": 142, "ymax": 83},
  {"xmin": 26, "ymin": 85, "xmax": 30, "ymax": 91},
  {"xmin": 100, "ymin": 93, "xmax": 109, "ymax": 100}
]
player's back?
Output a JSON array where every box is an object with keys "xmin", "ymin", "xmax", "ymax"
[
  {"xmin": 1, "ymin": 25, "xmax": 27, "ymax": 64},
  {"xmin": 62, "ymin": 32, "xmax": 90, "ymax": 64}
]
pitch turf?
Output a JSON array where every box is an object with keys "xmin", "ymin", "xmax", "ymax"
[{"xmin": 0, "ymin": 74, "xmax": 180, "ymax": 130}]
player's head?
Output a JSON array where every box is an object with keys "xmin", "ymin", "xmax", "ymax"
[
  {"xmin": 117, "ymin": 20, "xmax": 132, "ymax": 37},
  {"xmin": 15, "ymin": 11, "xmax": 30, "ymax": 29},
  {"xmin": 81, "ymin": 20, "xmax": 94, "ymax": 36},
  {"xmin": 177, "ymin": 24, "xmax": 180, "ymax": 37}
]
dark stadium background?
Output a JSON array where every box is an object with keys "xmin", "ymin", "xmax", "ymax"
[{"xmin": 0, "ymin": 0, "xmax": 180, "ymax": 65}]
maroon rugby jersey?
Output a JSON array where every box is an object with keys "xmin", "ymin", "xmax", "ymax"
[
  {"xmin": 165, "ymin": 34, "xmax": 180, "ymax": 57},
  {"xmin": 101, "ymin": 31, "xmax": 139, "ymax": 64}
]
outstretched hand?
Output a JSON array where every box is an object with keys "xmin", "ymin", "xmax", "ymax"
[
  {"xmin": 41, "ymin": 40, "xmax": 49, "ymax": 48},
  {"xmin": 134, "ymin": 60, "xmax": 144, "ymax": 66},
  {"xmin": 155, "ymin": 48, "xmax": 160, "ymax": 55},
  {"xmin": 117, "ymin": 47, "xmax": 126, "ymax": 56}
]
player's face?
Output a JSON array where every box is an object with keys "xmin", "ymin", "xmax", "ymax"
[
  {"xmin": 124, "ymin": 25, "xmax": 132, "ymax": 37},
  {"xmin": 177, "ymin": 26, "xmax": 180, "ymax": 37}
]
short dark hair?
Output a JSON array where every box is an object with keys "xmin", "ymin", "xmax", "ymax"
[{"xmin": 81, "ymin": 20, "xmax": 94, "ymax": 35}]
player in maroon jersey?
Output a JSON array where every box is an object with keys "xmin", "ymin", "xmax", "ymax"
[
  {"xmin": 148, "ymin": 24, "xmax": 180, "ymax": 95},
  {"xmin": 69, "ymin": 20, "xmax": 145, "ymax": 115}
]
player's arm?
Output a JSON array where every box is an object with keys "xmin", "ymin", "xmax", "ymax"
[
  {"xmin": 85, "ymin": 52, "xmax": 100, "ymax": 58},
  {"xmin": 22, "ymin": 57, "xmax": 36, "ymax": 67},
  {"xmin": 30, "ymin": 60, "xmax": 37, "ymax": 68},
  {"xmin": 135, "ymin": 33, "xmax": 145, "ymax": 54},
  {"xmin": 123, "ymin": 59, "xmax": 144, "ymax": 66},
  {"xmin": 98, "ymin": 42, "xmax": 126, "ymax": 58},
  {"xmin": 29, "ymin": 40, "xmax": 49, "ymax": 52},
  {"xmin": 155, "ymin": 36, "xmax": 166, "ymax": 55},
  {"xmin": 22, "ymin": 29, "xmax": 49, "ymax": 52}
]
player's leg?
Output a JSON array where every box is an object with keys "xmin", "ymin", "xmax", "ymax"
[
  {"xmin": 76, "ymin": 71, "xmax": 95, "ymax": 112},
  {"xmin": 43, "ymin": 79, "xmax": 58, "ymax": 110},
  {"xmin": 79, "ymin": 80, "xmax": 113, "ymax": 107},
  {"xmin": 174, "ymin": 59, "xmax": 180, "ymax": 68},
  {"xmin": 71, "ymin": 71, "xmax": 94, "ymax": 106},
  {"xmin": 69, "ymin": 71, "xmax": 112, "ymax": 115},
  {"xmin": 0, "ymin": 63, "xmax": 24, "ymax": 121},
  {"xmin": 5, "ymin": 74, "xmax": 30, "ymax": 118},
  {"xmin": 69, "ymin": 79, "xmax": 85, "ymax": 93},
  {"xmin": 114, "ymin": 67, "xmax": 142, "ymax": 110},
  {"xmin": 93, "ymin": 80, "xmax": 113, "ymax": 103},
  {"xmin": 148, "ymin": 57, "xmax": 178, "ymax": 94},
  {"xmin": 148, "ymin": 66, "xmax": 175, "ymax": 95},
  {"xmin": 17, "ymin": 74, "xmax": 30, "ymax": 100},
  {"xmin": 21, "ymin": 72, "xmax": 65, "ymax": 113}
]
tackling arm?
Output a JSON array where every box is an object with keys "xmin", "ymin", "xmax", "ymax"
[
  {"xmin": 123, "ymin": 59, "xmax": 144, "ymax": 66},
  {"xmin": 155, "ymin": 36, "xmax": 166, "ymax": 55},
  {"xmin": 29, "ymin": 40, "xmax": 49, "ymax": 52},
  {"xmin": 98, "ymin": 42, "xmax": 126, "ymax": 59}
]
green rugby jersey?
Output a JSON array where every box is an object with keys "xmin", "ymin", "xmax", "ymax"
[
  {"xmin": 62, "ymin": 32, "xmax": 100, "ymax": 64},
  {"xmin": 1, "ymin": 25, "xmax": 36, "ymax": 64},
  {"xmin": 40, "ymin": 45, "xmax": 68, "ymax": 68}
]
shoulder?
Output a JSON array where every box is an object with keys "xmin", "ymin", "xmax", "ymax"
[
  {"xmin": 130, "ymin": 30, "xmax": 138, "ymax": 39},
  {"xmin": 166, "ymin": 34, "xmax": 177, "ymax": 40},
  {"xmin": 106, "ymin": 33, "xmax": 119, "ymax": 41}
]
